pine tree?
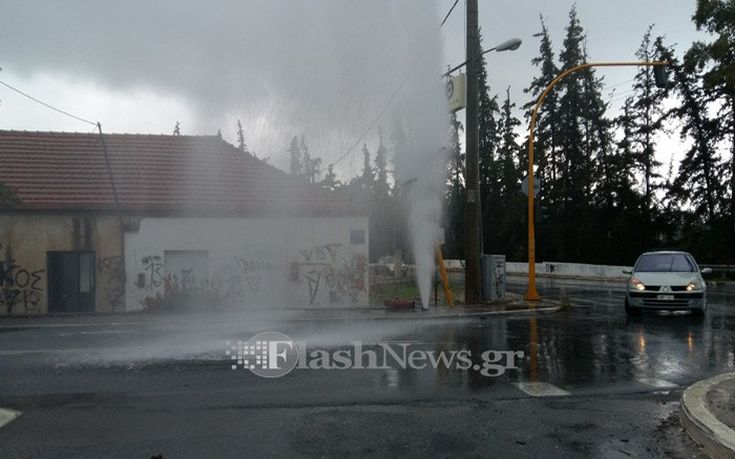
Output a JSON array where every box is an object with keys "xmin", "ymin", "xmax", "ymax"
[
  {"xmin": 497, "ymin": 88, "xmax": 522, "ymax": 199},
  {"xmin": 524, "ymin": 15, "xmax": 561, "ymax": 204},
  {"xmin": 478, "ymin": 39, "xmax": 500, "ymax": 192},
  {"xmin": 370, "ymin": 132, "xmax": 395, "ymax": 262},
  {"xmin": 630, "ymin": 26, "xmax": 665, "ymax": 207},
  {"xmin": 555, "ymin": 5, "xmax": 589, "ymax": 260},
  {"xmin": 319, "ymin": 164, "xmax": 341, "ymax": 191},
  {"xmin": 236, "ymin": 120, "xmax": 249, "ymax": 153},
  {"xmin": 444, "ymin": 112, "xmax": 465, "ymax": 259},
  {"xmin": 495, "ymin": 88, "xmax": 525, "ymax": 258},
  {"xmin": 390, "ymin": 118, "xmax": 407, "ymax": 189},
  {"xmin": 373, "ymin": 129, "xmax": 391, "ymax": 199},
  {"xmin": 301, "ymin": 136, "xmax": 311, "ymax": 179},
  {"xmin": 524, "ymin": 15, "xmax": 564, "ymax": 261},
  {"xmin": 477, "ymin": 31, "xmax": 501, "ymax": 253},
  {"xmin": 579, "ymin": 44, "xmax": 610, "ymax": 203},
  {"xmin": 688, "ymin": 0, "xmax": 735, "ymax": 223},
  {"xmin": 288, "ymin": 136, "xmax": 302, "ymax": 176},
  {"xmin": 360, "ymin": 143, "xmax": 374, "ymax": 194},
  {"xmin": 300, "ymin": 136, "xmax": 321, "ymax": 184},
  {"xmin": 612, "ymin": 98, "xmax": 641, "ymax": 205},
  {"xmin": 660, "ymin": 37, "xmax": 726, "ymax": 222}
]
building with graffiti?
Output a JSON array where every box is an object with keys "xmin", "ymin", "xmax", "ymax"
[{"xmin": 0, "ymin": 130, "xmax": 368, "ymax": 314}]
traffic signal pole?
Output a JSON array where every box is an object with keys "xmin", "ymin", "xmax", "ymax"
[{"xmin": 525, "ymin": 61, "xmax": 668, "ymax": 301}]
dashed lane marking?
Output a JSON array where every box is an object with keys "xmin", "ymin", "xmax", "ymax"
[
  {"xmin": 0, "ymin": 348, "xmax": 88, "ymax": 355},
  {"xmin": 513, "ymin": 381, "xmax": 571, "ymax": 397},
  {"xmin": 0, "ymin": 408, "xmax": 20, "ymax": 429},
  {"xmin": 636, "ymin": 377, "xmax": 678, "ymax": 388}
]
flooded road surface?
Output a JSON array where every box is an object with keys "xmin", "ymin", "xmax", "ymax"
[{"xmin": 0, "ymin": 277, "xmax": 731, "ymax": 457}]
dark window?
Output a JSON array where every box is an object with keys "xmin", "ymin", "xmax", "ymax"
[{"xmin": 350, "ymin": 229, "xmax": 365, "ymax": 245}]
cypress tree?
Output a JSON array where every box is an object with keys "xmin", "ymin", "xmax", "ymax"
[
  {"xmin": 477, "ymin": 32, "xmax": 501, "ymax": 253},
  {"xmin": 524, "ymin": 15, "xmax": 561, "ymax": 204},
  {"xmin": 444, "ymin": 112, "xmax": 465, "ymax": 259},
  {"xmin": 373, "ymin": 129, "xmax": 390, "ymax": 199},
  {"xmin": 660, "ymin": 38, "xmax": 725, "ymax": 222},
  {"xmin": 556, "ymin": 5, "xmax": 589, "ymax": 260},
  {"xmin": 320, "ymin": 165, "xmax": 341, "ymax": 191},
  {"xmin": 236, "ymin": 120, "xmax": 249, "ymax": 154},
  {"xmin": 688, "ymin": 0, "xmax": 735, "ymax": 236},
  {"xmin": 496, "ymin": 88, "xmax": 525, "ymax": 258},
  {"xmin": 630, "ymin": 26, "xmax": 666, "ymax": 208},
  {"xmin": 288, "ymin": 136, "xmax": 302, "ymax": 176},
  {"xmin": 300, "ymin": 136, "xmax": 321, "ymax": 184}
]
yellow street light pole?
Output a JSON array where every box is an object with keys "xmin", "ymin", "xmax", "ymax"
[{"xmin": 524, "ymin": 61, "xmax": 668, "ymax": 301}]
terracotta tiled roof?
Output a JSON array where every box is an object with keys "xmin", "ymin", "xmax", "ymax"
[{"xmin": 0, "ymin": 130, "xmax": 360, "ymax": 216}]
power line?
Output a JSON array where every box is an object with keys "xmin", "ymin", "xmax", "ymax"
[
  {"xmin": 607, "ymin": 78, "xmax": 635, "ymax": 89},
  {"xmin": 0, "ymin": 78, "xmax": 97, "ymax": 126},
  {"xmin": 330, "ymin": 1, "xmax": 459, "ymax": 168},
  {"xmin": 608, "ymin": 88, "xmax": 636, "ymax": 105},
  {"xmin": 441, "ymin": 0, "xmax": 460, "ymax": 27},
  {"xmin": 329, "ymin": 68, "xmax": 415, "ymax": 168}
]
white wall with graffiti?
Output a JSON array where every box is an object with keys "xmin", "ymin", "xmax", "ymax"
[{"xmin": 124, "ymin": 216, "xmax": 369, "ymax": 310}]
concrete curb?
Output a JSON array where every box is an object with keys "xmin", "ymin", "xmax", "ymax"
[
  {"xmin": 372, "ymin": 304, "xmax": 562, "ymax": 321},
  {"xmin": 0, "ymin": 303, "xmax": 561, "ymax": 329},
  {"xmin": 680, "ymin": 372, "xmax": 735, "ymax": 459},
  {"xmin": 0, "ymin": 408, "xmax": 20, "ymax": 429}
]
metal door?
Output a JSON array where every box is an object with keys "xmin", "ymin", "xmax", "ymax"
[{"xmin": 47, "ymin": 252, "xmax": 95, "ymax": 312}]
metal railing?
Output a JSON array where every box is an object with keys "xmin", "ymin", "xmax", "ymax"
[{"xmin": 701, "ymin": 265, "xmax": 735, "ymax": 273}]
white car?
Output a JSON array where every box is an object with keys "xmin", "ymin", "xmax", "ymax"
[
  {"xmin": 375, "ymin": 255, "xmax": 408, "ymax": 277},
  {"xmin": 624, "ymin": 251, "xmax": 712, "ymax": 316}
]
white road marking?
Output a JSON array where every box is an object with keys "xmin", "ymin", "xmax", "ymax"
[
  {"xmin": 58, "ymin": 329, "xmax": 137, "ymax": 336},
  {"xmin": 514, "ymin": 381, "xmax": 571, "ymax": 397},
  {"xmin": 0, "ymin": 321, "xmax": 146, "ymax": 329},
  {"xmin": 568, "ymin": 298, "xmax": 598, "ymax": 305},
  {"xmin": 636, "ymin": 377, "xmax": 678, "ymax": 388},
  {"xmin": 0, "ymin": 408, "xmax": 20, "ymax": 429},
  {"xmin": 0, "ymin": 348, "xmax": 91, "ymax": 356}
]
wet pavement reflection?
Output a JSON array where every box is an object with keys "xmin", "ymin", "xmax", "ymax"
[
  {"xmin": 338, "ymin": 278, "xmax": 735, "ymax": 395},
  {"xmin": 2, "ymin": 278, "xmax": 729, "ymax": 458},
  {"xmin": 0, "ymin": 277, "xmax": 733, "ymax": 406}
]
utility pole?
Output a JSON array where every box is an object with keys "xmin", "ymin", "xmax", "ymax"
[{"xmin": 464, "ymin": 0, "xmax": 481, "ymax": 304}]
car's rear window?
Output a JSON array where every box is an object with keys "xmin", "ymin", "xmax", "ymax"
[{"xmin": 634, "ymin": 253, "xmax": 697, "ymax": 272}]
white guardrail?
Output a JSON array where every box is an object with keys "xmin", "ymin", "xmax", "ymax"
[
  {"xmin": 505, "ymin": 261, "xmax": 633, "ymax": 280},
  {"xmin": 381, "ymin": 259, "xmax": 732, "ymax": 281},
  {"xmin": 444, "ymin": 259, "xmax": 632, "ymax": 281}
]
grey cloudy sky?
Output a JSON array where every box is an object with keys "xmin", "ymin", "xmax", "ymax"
[{"xmin": 0, "ymin": 1, "xmax": 707, "ymax": 175}]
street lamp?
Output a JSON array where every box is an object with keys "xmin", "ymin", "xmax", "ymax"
[
  {"xmin": 488, "ymin": 37, "xmax": 522, "ymax": 53},
  {"xmin": 523, "ymin": 60, "xmax": 669, "ymax": 301},
  {"xmin": 443, "ymin": 37, "xmax": 522, "ymax": 78}
]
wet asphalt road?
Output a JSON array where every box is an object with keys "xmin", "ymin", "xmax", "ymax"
[{"xmin": 0, "ymin": 277, "xmax": 733, "ymax": 458}]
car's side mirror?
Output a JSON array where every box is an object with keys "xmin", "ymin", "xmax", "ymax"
[
  {"xmin": 701, "ymin": 267, "xmax": 712, "ymax": 275},
  {"xmin": 622, "ymin": 269, "xmax": 632, "ymax": 275}
]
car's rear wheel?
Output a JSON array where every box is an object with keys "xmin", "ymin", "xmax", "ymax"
[{"xmin": 625, "ymin": 298, "xmax": 641, "ymax": 316}]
